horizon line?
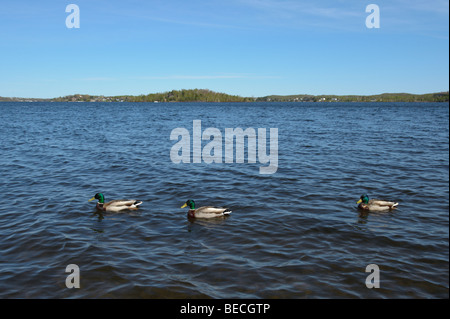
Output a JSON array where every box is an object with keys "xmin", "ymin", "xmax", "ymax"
[{"xmin": 1, "ymin": 89, "xmax": 449, "ymax": 100}]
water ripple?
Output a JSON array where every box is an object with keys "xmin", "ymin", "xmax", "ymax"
[{"xmin": 0, "ymin": 102, "xmax": 448, "ymax": 298}]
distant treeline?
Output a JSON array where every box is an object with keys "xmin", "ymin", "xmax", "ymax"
[
  {"xmin": 256, "ymin": 92, "xmax": 449, "ymax": 103},
  {"xmin": 119, "ymin": 89, "xmax": 253, "ymax": 103},
  {"xmin": 1, "ymin": 89, "xmax": 448, "ymax": 103}
]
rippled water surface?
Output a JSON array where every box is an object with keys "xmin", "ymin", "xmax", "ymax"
[{"xmin": 0, "ymin": 102, "xmax": 448, "ymax": 298}]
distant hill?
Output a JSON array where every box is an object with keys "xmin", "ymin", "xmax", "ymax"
[
  {"xmin": 1, "ymin": 89, "xmax": 448, "ymax": 103},
  {"xmin": 50, "ymin": 89, "xmax": 252, "ymax": 103}
]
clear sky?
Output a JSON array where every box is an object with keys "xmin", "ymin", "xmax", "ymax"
[{"xmin": 0, "ymin": 0, "xmax": 448, "ymax": 98}]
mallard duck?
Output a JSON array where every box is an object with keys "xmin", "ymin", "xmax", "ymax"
[
  {"xmin": 89, "ymin": 193, "xmax": 142, "ymax": 212},
  {"xmin": 181, "ymin": 199, "xmax": 231, "ymax": 218},
  {"xmin": 356, "ymin": 194, "xmax": 398, "ymax": 211}
]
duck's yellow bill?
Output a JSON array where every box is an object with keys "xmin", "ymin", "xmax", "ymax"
[
  {"xmin": 356, "ymin": 199, "xmax": 362, "ymax": 204},
  {"xmin": 88, "ymin": 197, "xmax": 95, "ymax": 202},
  {"xmin": 181, "ymin": 203, "xmax": 187, "ymax": 208}
]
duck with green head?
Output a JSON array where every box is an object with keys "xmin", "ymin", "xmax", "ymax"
[
  {"xmin": 181, "ymin": 199, "xmax": 231, "ymax": 218},
  {"xmin": 89, "ymin": 193, "xmax": 143, "ymax": 212},
  {"xmin": 357, "ymin": 194, "xmax": 398, "ymax": 211}
]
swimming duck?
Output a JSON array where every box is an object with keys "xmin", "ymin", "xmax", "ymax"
[
  {"xmin": 356, "ymin": 194, "xmax": 398, "ymax": 211},
  {"xmin": 181, "ymin": 199, "xmax": 231, "ymax": 218},
  {"xmin": 89, "ymin": 193, "xmax": 143, "ymax": 212}
]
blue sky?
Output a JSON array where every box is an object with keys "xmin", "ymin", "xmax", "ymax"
[{"xmin": 0, "ymin": 0, "xmax": 448, "ymax": 98}]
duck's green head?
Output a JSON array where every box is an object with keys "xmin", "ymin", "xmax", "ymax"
[
  {"xmin": 181, "ymin": 199, "xmax": 195, "ymax": 209},
  {"xmin": 89, "ymin": 193, "xmax": 105, "ymax": 203},
  {"xmin": 357, "ymin": 194, "xmax": 369, "ymax": 204}
]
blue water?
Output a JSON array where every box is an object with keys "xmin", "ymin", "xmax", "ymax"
[{"xmin": 0, "ymin": 102, "xmax": 448, "ymax": 298}]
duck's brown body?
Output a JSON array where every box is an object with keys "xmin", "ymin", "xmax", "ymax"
[
  {"xmin": 187, "ymin": 206, "xmax": 231, "ymax": 218},
  {"xmin": 96, "ymin": 200, "xmax": 142, "ymax": 212}
]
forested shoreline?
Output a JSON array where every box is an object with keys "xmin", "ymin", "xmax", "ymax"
[{"xmin": 1, "ymin": 89, "xmax": 448, "ymax": 103}]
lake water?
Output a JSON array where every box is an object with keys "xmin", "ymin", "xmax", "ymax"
[{"xmin": 0, "ymin": 102, "xmax": 448, "ymax": 298}]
